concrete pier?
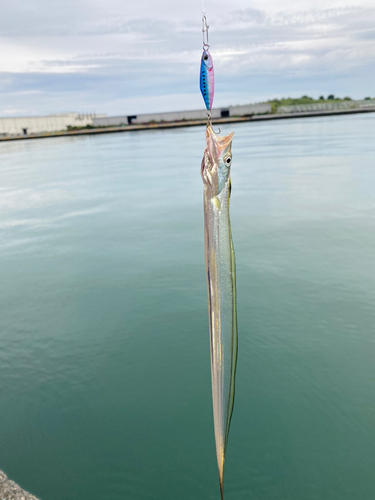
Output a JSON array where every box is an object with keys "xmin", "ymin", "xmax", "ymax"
[
  {"xmin": 0, "ymin": 106, "xmax": 374, "ymax": 142},
  {"xmin": 0, "ymin": 471, "xmax": 39, "ymax": 500}
]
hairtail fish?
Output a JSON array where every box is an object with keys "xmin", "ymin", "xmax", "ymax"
[{"xmin": 201, "ymin": 124, "xmax": 238, "ymax": 499}]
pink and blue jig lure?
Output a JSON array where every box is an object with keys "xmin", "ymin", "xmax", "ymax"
[
  {"xmin": 200, "ymin": 15, "xmax": 214, "ymax": 111},
  {"xmin": 200, "ymin": 50, "xmax": 214, "ymax": 111}
]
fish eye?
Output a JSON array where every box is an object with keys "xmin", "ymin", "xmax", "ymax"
[
  {"xmin": 203, "ymin": 54, "xmax": 208, "ymax": 60},
  {"xmin": 224, "ymin": 156, "xmax": 232, "ymax": 166}
]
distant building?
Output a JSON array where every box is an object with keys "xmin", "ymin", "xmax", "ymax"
[
  {"xmin": 92, "ymin": 104, "xmax": 272, "ymax": 127},
  {"xmin": 0, "ymin": 113, "xmax": 106, "ymax": 136}
]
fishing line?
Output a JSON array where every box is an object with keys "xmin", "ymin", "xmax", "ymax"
[
  {"xmin": 202, "ymin": 0, "xmax": 206, "ymax": 16},
  {"xmin": 200, "ymin": 9, "xmax": 220, "ymax": 133}
]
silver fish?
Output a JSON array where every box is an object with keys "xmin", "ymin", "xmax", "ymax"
[{"xmin": 201, "ymin": 125, "xmax": 238, "ymax": 499}]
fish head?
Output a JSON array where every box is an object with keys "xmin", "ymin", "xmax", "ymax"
[
  {"xmin": 201, "ymin": 50, "xmax": 213, "ymax": 70},
  {"xmin": 201, "ymin": 125, "xmax": 234, "ymax": 195}
]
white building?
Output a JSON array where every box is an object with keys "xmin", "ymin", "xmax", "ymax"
[
  {"xmin": 92, "ymin": 104, "xmax": 271, "ymax": 127},
  {"xmin": 0, "ymin": 113, "xmax": 106, "ymax": 136}
]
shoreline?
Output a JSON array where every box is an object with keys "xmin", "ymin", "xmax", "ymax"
[
  {"xmin": 1, "ymin": 106, "xmax": 374, "ymax": 142},
  {"xmin": 0, "ymin": 470, "xmax": 39, "ymax": 500}
]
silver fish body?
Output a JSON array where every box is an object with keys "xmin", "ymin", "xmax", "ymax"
[{"xmin": 201, "ymin": 125, "xmax": 238, "ymax": 499}]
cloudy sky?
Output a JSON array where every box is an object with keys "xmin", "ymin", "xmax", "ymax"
[{"xmin": 1, "ymin": 0, "xmax": 374, "ymax": 116}]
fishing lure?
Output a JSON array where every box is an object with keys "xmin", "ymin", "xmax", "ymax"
[
  {"xmin": 201, "ymin": 123, "xmax": 237, "ymax": 500},
  {"xmin": 200, "ymin": 15, "xmax": 214, "ymax": 111}
]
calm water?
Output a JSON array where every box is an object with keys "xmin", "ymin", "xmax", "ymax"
[{"xmin": 1, "ymin": 114, "xmax": 375, "ymax": 500}]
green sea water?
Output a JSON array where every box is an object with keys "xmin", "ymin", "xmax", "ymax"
[{"xmin": 1, "ymin": 113, "xmax": 375, "ymax": 500}]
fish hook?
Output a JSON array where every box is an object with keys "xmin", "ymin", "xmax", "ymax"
[{"xmin": 206, "ymin": 110, "xmax": 221, "ymax": 134}]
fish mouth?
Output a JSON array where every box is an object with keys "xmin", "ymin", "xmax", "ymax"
[
  {"xmin": 206, "ymin": 125, "xmax": 234, "ymax": 160},
  {"xmin": 206, "ymin": 124, "xmax": 216, "ymax": 141}
]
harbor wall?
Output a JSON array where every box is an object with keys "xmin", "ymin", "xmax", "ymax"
[
  {"xmin": 0, "ymin": 470, "xmax": 39, "ymax": 500},
  {"xmin": 2, "ymin": 100, "xmax": 374, "ymax": 137},
  {"xmin": 92, "ymin": 104, "xmax": 272, "ymax": 127},
  {"xmin": 1, "ymin": 106, "xmax": 375, "ymax": 142}
]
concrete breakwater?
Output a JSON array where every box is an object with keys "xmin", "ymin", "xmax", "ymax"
[
  {"xmin": 92, "ymin": 103, "xmax": 271, "ymax": 127},
  {"xmin": 0, "ymin": 471, "xmax": 39, "ymax": 500},
  {"xmin": 0, "ymin": 104, "xmax": 269, "ymax": 138},
  {"xmin": 0, "ymin": 106, "xmax": 374, "ymax": 142},
  {"xmin": 1, "ymin": 99, "xmax": 374, "ymax": 141}
]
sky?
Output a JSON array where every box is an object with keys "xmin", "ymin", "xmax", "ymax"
[{"xmin": 0, "ymin": 0, "xmax": 374, "ymax": 116}]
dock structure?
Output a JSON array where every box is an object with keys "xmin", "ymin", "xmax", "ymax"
[
  {"xmin": 0, "ymin": 104, "xmax": 270, "ymax": 138},
  {"xmin": 0, "ymin": 470, "xmax": 39, "ymax": 500},
  {"xmin": 0, "ymin": 102, "xmax": 374, "ymax": 142},
  {"xmin": 92, "ymin": 104, "xmax": 272, "ymax": 127}
]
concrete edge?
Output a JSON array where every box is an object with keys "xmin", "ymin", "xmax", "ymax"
[
  {"xmin": 1, "ymin": 106, "xmax": 374, "ymax": 142},
  {"xmin": 0, "ymin": 470, "xmax": 40, "ymax": 500}
]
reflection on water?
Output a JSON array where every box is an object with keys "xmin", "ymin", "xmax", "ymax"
[{"xmin": 1, "ymin": 114, "xmax": 375, "ymax": 500}]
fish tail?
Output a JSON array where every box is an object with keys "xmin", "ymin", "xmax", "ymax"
[
  {"xmin": 218, "ymin": 464, "xmax": 224, "ymax": 500},
  {"xmin": 219, "ymin": 476, "xmax": 224, "ymax": 500}
]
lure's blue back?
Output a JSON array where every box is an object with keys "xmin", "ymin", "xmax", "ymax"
[{"xmin": 200, "ymin": 50, "xmax": 214, "ymax": 111}]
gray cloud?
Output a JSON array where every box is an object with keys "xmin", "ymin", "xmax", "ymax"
[{"xmin": 0, "ymin": 1, "xmax": 374, "ymax": 115}]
